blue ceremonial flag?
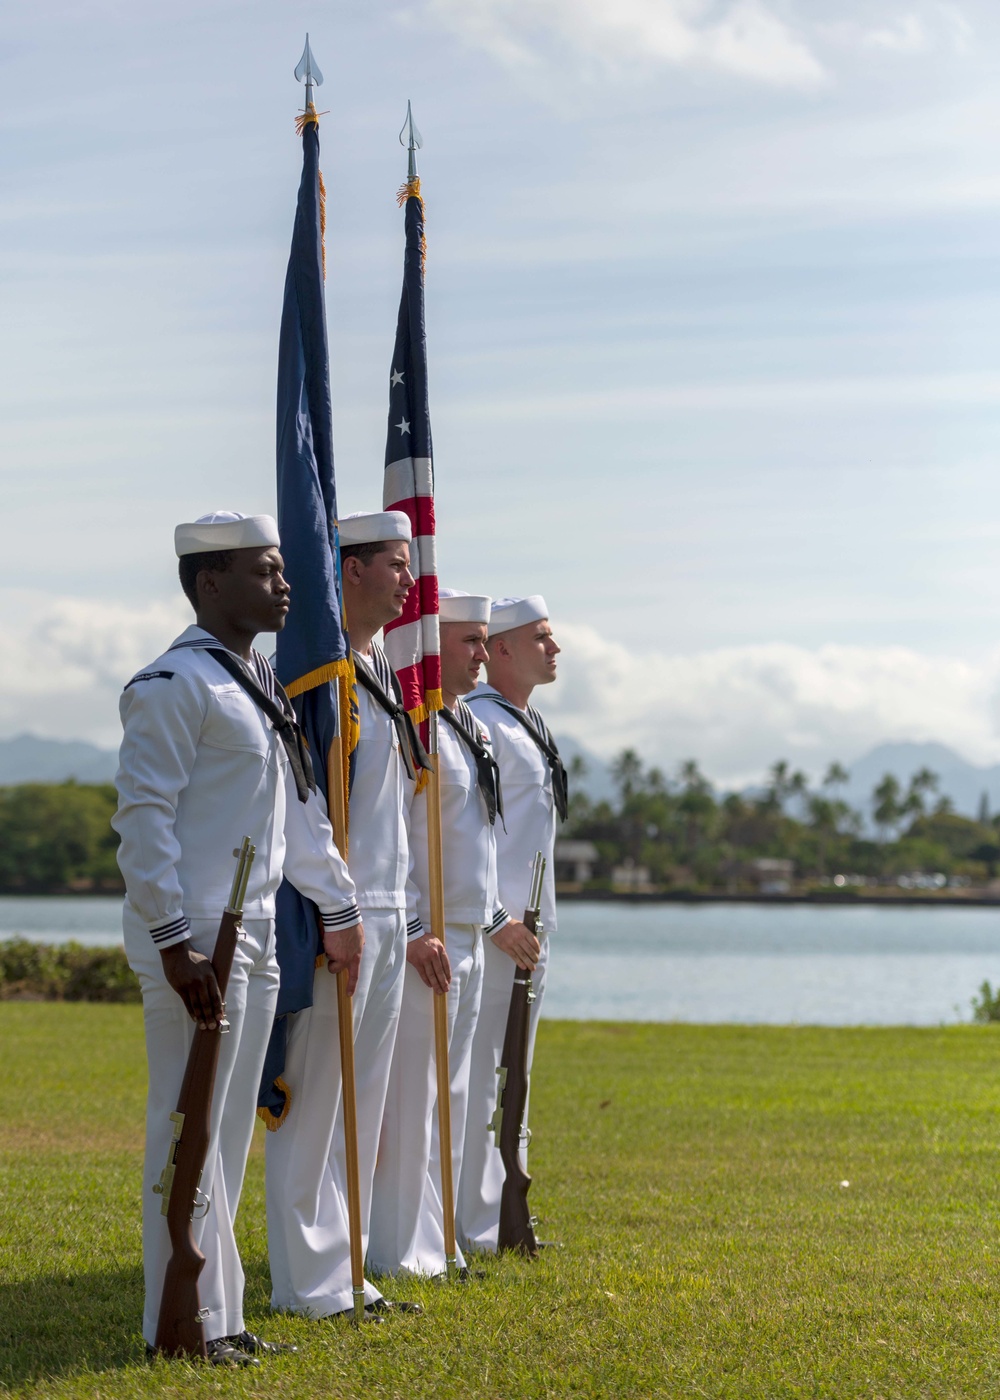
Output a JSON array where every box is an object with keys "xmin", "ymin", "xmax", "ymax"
[
  {"xmin": 274, "ymin": 115, "xmax": 347, "ymax": 699},
  {"xmin": 259, "ymin": 108, "xmax": 355, "ymax": 1130}
]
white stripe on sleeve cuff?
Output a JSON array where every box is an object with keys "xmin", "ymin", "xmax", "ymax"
[
  {"xmin": 407, "ymin": 916, "xmax": 426, "ymax": 942},
  {"xmin": 320, "ymin": 901, "xmax": 362, "ymax": 932},
  {"xmin": 150, "ymin": 915, "xmax": 191, "ymax": 950},
  {"xmin": 485, "ymin": 906, "xmax": 511, "ymax": 936}
]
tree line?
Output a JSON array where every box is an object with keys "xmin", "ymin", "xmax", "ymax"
[
  {"xmin": 0, "ymin": 783, "xmax": 123, "ymax": 892},
  {"xmin": 564, "ymin": 753, "xmax": 1000, "ymax": 891},
  {"xmin": 0, "ymin": 760, "xmax": 998, "ymax": 895}
]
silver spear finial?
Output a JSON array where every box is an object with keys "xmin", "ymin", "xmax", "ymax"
[
  {"xmin": 398, "ymin": 99, "xmax": 423, "ymax": 182},
  {"xmin": 295, "ymin": 34, "xmax": 324, "ymax": 112}
]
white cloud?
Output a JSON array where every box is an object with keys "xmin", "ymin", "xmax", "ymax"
[
  {"xmin": 862, "ymin": 14, "xmax": 928, "ymax": 51},
  {"xmin": 544, "ymin": 624, "xmax": 1000, "ymax": 785},
  {"xmin": 5, "ymin": 596, "xmax": 1000, "ymax": 792},
  {"xmin": 424, "ymin": 0, "xmax": 827, "ymax": 88},
  {"xmin": 0, "ymin": 592, "xmax": 192, "ymax": 748}
]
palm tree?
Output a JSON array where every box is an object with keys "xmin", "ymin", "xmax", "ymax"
[
  {"xmin": 823, "ymin": 761, "xmax": 849, "ymax": 797},
  {"xmin": 677, "ymin": 760, "xmax": 714, "ymax": 859},
  {"xmin": 903, "ymin": 767, "xmax": 939, "ymax": 820},
  {"xmin": 766, "ymin": 760, "xmax": 808, "ymax": 815},
  {"xmin": 872, "ymin": 773, "xmax": 903, "ymax": 843},
  {"xmin": 611, "ymin": 749, "xmax": 643, "ymax": 802}
]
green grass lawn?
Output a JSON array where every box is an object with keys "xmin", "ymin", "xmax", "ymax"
[{"xmin": 4, "ymin": 1006, "xmax": 1000, "ymax": 1398}]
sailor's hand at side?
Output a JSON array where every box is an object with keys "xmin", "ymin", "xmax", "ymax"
[
  {"xmin": 491, "ymin": 919, "xmax": 540, "ymax": 971},
  {"xmin": 407, "ymin": 933, "xmax": 451, "ymax": 994},
  {"xmin": 324, "ymin": 921, "xmax": 364, "ymax": 995},
  {"xmin": 160, "ymin": 942, "xmax": 224, "ymax": 1030}
]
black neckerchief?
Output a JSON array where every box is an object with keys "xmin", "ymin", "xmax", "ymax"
[
  {"xmin": 440, "ymin": 700, "xmax": 504, "ymax": 827},
  {"xmin": 169, "ymin": 640, "xmax": 316, "ymax": 803},
  {"xmin": 468, "ymin": 690, "xmax": 568, "ymax": 821},
  {"xmin": 352, "ymin": 650, "xmax": 431, "ymax": 782}
]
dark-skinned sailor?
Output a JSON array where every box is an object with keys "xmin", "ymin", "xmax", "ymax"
[
  {"xmin": 265, "ymin": 510, "xmax": 425, "ymax": 1320},
  {"xmin": 458, "ymin": 594, "xmax": 564, "ymax": 1254},
  {"xmin": 113, "ymin": 512, "xmax": 362, "ymax": 1365},
  {"xmin": 369, "ymin": 590, "xmax": 539, "ymax": 1276}
]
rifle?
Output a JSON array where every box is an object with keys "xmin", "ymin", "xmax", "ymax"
[
  {"xmin": 151, "ymin": 837, "xmax": 256, "ymax": 1358},
  {"xmin": 490, "ymin": 850, "xmax": 545, "ymax": 1256}
]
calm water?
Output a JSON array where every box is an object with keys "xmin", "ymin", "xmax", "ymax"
[{"xmin": 3, "ymin": 896, "xmax": 1000, "ymax": 1026}]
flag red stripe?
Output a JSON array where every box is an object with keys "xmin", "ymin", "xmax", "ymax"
[
  {"xmin": 386, "ymin": 494, "xmax": 436, "ymax": 538},
  {"xmin": 388, "ymin": 573, "xmax": 439, "ymax": 630}
]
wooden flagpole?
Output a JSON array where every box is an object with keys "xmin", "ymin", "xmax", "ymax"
[
  {"xmin": 426, "ymin": 709, "xmax": 459, "ymax": 1279},
  {"xmin": 326, "ymin": 705, "xmax": 366, "ymax": 1324}
]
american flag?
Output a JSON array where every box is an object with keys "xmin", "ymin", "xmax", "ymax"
[{"xmin": 381, "ymin": 176, "xmax": 442, "ymax": 720}]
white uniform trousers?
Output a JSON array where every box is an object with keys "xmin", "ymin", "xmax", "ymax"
[
  {"xmin": 265, "ymin": 908, "xmax": 406, "ymax": 1315},
  {"xmin": 124, "ymin": 906, "xmax": 280, "ymax": 1346},
  {"xmin": 457, "ymin": 930, "xmax": 550, "ymax": 1253},
  {"xmin": 369, "ymin": 922, "xmax": 484, "ymax": 1276}
]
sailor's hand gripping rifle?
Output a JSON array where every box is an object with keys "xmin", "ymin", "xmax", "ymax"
[
  {"xmin": 490, "ymin": 850, "xmax": 545, "ymax": 1256},
  {"xmin": 151, "ymin": 837, "xmax": 255, "ymax": 1359}
]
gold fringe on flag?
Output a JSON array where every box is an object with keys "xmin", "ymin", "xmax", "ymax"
[
  {"xmin": 293, "ymin": 104, "xmax": 329, "ymax": 280},
  {"xmin": 405, "ymin": 688, "xmax": 443, "ymax": 726},
  {"xmin": 284, "ymin": 655, "xmax": 351, "ymax": 701},
  {"xmin": 396, "ymin": 177, "xmax": 427, "ymax": 275},
  {"xmin": 338, "ymin": 665, "xmax": 359, "ymax": 838},
  {"xmin": 257, "ymin": 1076, "xmax": 293, "ymax": 1132},
  {"xmin": 319, "ymin": 170, "xmax": 327, "ymax": 282},
  {"xmin": 294, "ymin": 103, "xmax": 323, "ymax": 135}
]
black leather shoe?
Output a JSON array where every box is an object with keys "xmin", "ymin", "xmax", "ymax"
[
  {"xmin": 367, "ymin": 1297, "xmax": 424, "ymax": 1316},
  {"xmin": 205, "ymin": 1338, "xmax": 261, "ymax": 1367},
  {"xmin": 329, "ymin": 1306, "xmax": 387, "ymax": 1324},
  {"xmin": 145, "ymin": 1341, "xmax": 260, "ymax": 1367},
  {"xmin": 225, "ymin": 1330, "xmax": 298, "ymax": 1356}
]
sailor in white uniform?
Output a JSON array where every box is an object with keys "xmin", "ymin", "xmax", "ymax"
[
  {"xmin": 368, "ymin": 589, "xmax": 540, "ymax": 1276},
  {"xmin": 458, "ymin": 594, "xmax": 564, "ymax": 1254},
  {"xmin": 265, "ymin": 510, "xmax": 425, "ymax": 1320},
  {"xmin": 113, "ymin": 511, "xmax": 362, "ymax": 1365}
]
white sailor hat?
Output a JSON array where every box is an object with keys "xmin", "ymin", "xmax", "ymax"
[
  {"xmin": 174, "ymin": 511, "xmax": 280, "ymax": 557},
  {"xmin": 439, "ymin": 588, "xmax": 492, "ymax": 624},
  {"xmin": 338, "ymin": 510, "xmax": 412, "ymax": 546},
  {"xmin": 487, "ymin": 595, "xmax": 549, "ymax": 636}
]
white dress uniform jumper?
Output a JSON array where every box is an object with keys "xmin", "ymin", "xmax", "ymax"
[
  {"xmin": 265, "ymin": 641, "xmax": 416, "ymax": 1316},
  {"xmin": 369, "ymin": 696, "xmax": 508, "ymax": 1276},
  {"xmin": 114, "ymin": 625, "xmax": 359, "ymax": 1345}
]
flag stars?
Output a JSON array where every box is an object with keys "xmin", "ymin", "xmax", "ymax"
[
  {"xmin": 396, "ymin": 418, "xmax": 411, "ymax": 435},
  {"xmin": 390, "ymin": 369, "xmax": 405, "ymax": 388}
]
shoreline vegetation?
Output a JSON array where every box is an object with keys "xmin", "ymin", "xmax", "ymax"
[
  {"xmin": 6, "ymin": 759, "xmax": 1000, "ymax": 901},
  {"xmin": 561, "ymin": 750, "xmax": 1000, "ymax": 900}
]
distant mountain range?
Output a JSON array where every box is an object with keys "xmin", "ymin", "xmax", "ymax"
[
  {"xmin": 0, "ymin": 734, "xmax": 119, "ymax": 785},
  {"xmin": 833, "ymin": 742, "xmax": 1000, "ymax": 823},
  {"xmin": 2, "ymin": 733, "xmax": 998, "ymax": 822},
  {"xmin": 0, "ymin": 730, "xmax": 618, "ymax": 799}
]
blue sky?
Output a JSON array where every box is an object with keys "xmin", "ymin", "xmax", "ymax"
[{"xmin": 4, "ymin": 0, "xmax": 1000, "ymax": 782}]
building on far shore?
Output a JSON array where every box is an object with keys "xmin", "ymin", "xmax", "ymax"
[
  {"xmin": 751, "ymin": 858, "xmax": 794, "ymax": 895},
  {"xmin": 554, "ymin": 839, "xmax": 599, "ymax": 891}
]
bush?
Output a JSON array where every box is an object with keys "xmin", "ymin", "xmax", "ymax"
[
  {"xmin": 971, "ymin": 979, "xmax": 1000, "ymax": 1023},
  {"xmin": 0, "ymin": 939, "xmax": 140, "ymax": 1002}
]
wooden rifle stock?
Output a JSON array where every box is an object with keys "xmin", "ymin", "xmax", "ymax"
[
  {"xmin": 152, "ymin": 838, "xmax": 255, "ymax": 1358},
  {"xmin": 492, "ymin": 852, "xmax": 545, "ymax": 1257}
]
